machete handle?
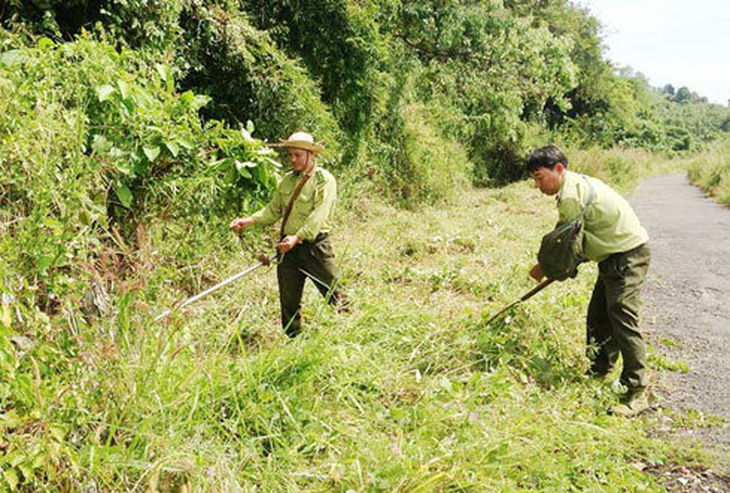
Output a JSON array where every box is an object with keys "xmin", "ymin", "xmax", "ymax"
[{"xmin": 519, "ymin": 278, "xmax": 555, "ymax": 302}]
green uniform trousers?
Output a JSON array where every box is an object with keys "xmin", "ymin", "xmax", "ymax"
[
  {"xmin": 587, "ymin": 243, "xmax": 650, "ymax": 390},
  {"xmin": 277, "ymin": 234, "xmax": 343, "ymax": 337}
]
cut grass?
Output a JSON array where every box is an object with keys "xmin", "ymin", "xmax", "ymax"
[
  {"xmin": 4, "ymin": 153, "xmax": 713, "ymax": 490},
  {"xmin": 46, "ymin": 181, "xmax": 698, "ymax": 489}
]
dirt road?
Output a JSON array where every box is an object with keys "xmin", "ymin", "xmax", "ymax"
[{"xmin": 630, "ymin": 173, "xmax": 730, "ymax": 459}]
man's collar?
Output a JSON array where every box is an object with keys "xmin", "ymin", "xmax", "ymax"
[
  {"xmin": 294, "ymin": 163, "xmax": 316, "ymax": 177},
  {"xmin": 556, "ymin": 170, "xmax": 570, "ymax": 203}
]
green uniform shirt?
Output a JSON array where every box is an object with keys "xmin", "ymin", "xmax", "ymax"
[
  {"xmin": 557, "ymin": 170, "xmax": 648, "ymax": 262},
  {"xmin": 251, "ymin": 166, "xmax": 337, "ymax": 241}
]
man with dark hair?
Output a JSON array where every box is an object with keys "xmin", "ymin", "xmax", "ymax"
[
  {"xmin": 230, "ymin": 132, "xmax": 346, "ymax": 338},
  {"xmin": 527, "ymin": 145, "xmax": 651, "ymax": 416}
]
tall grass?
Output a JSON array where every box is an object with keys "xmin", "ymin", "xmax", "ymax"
[
  {"xmin": 568, "ymin": 147, "xmax": 680, "ymax": 193},
  {"xmin": 686, "ymin": 141, "xmax": 730, "ymax": 205},
  {"xmin": 3, "ymin": 173, "xmax": 702, "ymax": 489}
]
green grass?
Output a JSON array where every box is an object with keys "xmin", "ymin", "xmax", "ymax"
[
  {"xmin": 648, "ymin": 348, "xmax": 690, "ymax": 374},
  {"xmin": 686, "ymin": 141, "xmax": 730, "ymax": 205},
  {"xmin": 4, "ymin": 174, "xmax": 710, "ymax": 490},
  {"xmin": 568, "ymin": 146, "xmax": 684, "ymax": 193}
]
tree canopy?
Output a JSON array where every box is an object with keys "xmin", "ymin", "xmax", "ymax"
[{"xmin": 2, "ymin": 0, "xmax": 728, "ymax": 189}]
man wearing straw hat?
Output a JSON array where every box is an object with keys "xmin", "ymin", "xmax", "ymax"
[{"xmin": 230, "ymin": 131, "xmax": 347, "ymax": 337}]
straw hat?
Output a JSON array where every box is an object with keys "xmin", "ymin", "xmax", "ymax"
[{"xmin": 271, "ymin": 131, "xmax": 325, "ymax": 153}]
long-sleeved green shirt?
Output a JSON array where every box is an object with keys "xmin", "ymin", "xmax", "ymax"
[
  {"xmin": 251, "ymin": 166, "xmax": 337, "ymax": 241},
  {"xmin": 557, "ymin": 170, "xmax": 648, "ymax": 262}
]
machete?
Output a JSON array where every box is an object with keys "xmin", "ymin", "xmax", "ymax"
[{"xmin": 484, "ymin": 278, "xmax": 555, "ymax": 326}]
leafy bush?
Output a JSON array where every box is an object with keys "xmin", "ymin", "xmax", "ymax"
[
  {"xmin": 5, "ymin": 0, "xmax": 730, "ymax": 191},
  {"xmin": 382, "ymin": 0, "xmax": 577, "ymax": 184},
  {"xmin": 372, "ymin": 101, "xmax": 472, "ymax": 204},
  {"xmin": 178, "ymin": 4, "xmax": 343, "ymax": 158},
  {"xmin": 241, "ymin": 0, "xmax": 389, "ymax": 141},
  {"xmin": 0, "ymin": 29, "xmax": 278, "ymax": 320}
]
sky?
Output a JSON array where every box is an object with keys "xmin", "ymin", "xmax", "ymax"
[{"xmin": 576, "ymin": 0, "xmax": 730, "ymax": 105}]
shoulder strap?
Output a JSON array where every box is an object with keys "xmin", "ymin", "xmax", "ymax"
[
  {"xmin": 578, "ymin": 175, "xmax": 595, "ymax": 221},
  {"xmin": 280, "ymin": 166, "xmax": 315, "ymax": 238}
]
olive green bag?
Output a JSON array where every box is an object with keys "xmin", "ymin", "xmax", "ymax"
[{"xmin": 538, "ymin": 176, "xmax": 595, "ymax": 281}]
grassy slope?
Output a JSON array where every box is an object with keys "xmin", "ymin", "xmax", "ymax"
[
  {"xmin": 86, "ymin": 175, "xmax": 698, "ymax": 490},
  {"xmin": 686, "ymin": 142, "xmax": 730, "ymax": 206}
]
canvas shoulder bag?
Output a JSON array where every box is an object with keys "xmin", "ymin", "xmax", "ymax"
[{"xmin": 537, "ymin": 176, "xmax": 596, "ymax": 281}]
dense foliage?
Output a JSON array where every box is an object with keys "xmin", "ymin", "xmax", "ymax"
[
  {"xmin": 4, "ymin": 0, "xmax": 729, "ymax": 190},
  {"xmin": 0, "ymin": 30, "xmax": 279, "ymax": 292}
]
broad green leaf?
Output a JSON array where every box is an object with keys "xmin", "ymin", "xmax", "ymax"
[
  {"xmin": 37, "ymin": 37, "xmax": 54, "ymax": 50},
  {"xmin": 177, "ymin": 138, "xmax": 194, "ymax": 150},
  {"xmin": 225, "ymin": 166, "xmax": 238, "ymax": 184},
  {"xmin": 133, "ymin": 85, "xmax": 153, "ymax": 106},
  {"xmin": 180, "ymin": 91, "xmax": 195, "ymax": 105},
  {"xmin": 241, "ymin": 128, "xmax": 254, "ymax": 142},
  {"xmin": 114, "ymin": 183, "xmax": 133, "ymax": 208},
  {"xmin": 18, "ymin": 463, "xmax": 33, "ymax": 482},
  {"xmin": 133, "ymin": 158, "xmax": 147, "ymax": 176},
  {"xmin": 121, "ymin": 98, "xmax": 135, "ymax": 115},
  {"xmin": 193, "ymin": 95, "xmax": 211, "ymax": 109},
  {"xmin": 146, "ymin": 125, "xmax": 165, "ymax": 135},
  {"xmin": 156, "ymin": 63, "xmax": 168, "ymax": 82},
  {"xmin": 43, "ymin": 217, "xmax": 63, "ymax": 234},
  {"xmin": 209, "ymin": 158, "xmax": 228, "ymax": 168},
  {"xmin": 96, "ymin": 85, "xmax": 116, "ymax": 102},
  {"xmin": 109, "ymin": 146, "xmax": 127, "ymax": 161},
  {"xmin": 265, "ymin": 157, "xmax": 283, "ymax": 168},
  {"xmin": 118, "ymin": 80, "xmax": 131, "ymax": 100},
  {"xmin": 0, "ymin": 49, "xmax": 26, "ymax": 66},
  {"xmin": 7, "ymin": 450, "xmax": 24, "ymax": 467},
  {"xmin": 246, "ymin": 120, "xmax": 255, "ymax": 133},
  {"xmin": 143, "ymin": 146, "xmax": 161, "ymax": 162},
  {"xmin": 91, "ymin": 134, "xmax": 111, "ymax": 153},
  {"xmin": 235, "ymin": 161, "xmax": 253, "ymax": 178},
  {"xmin": 166, "ymin": 69, "xmax": 175, "ymax": 93},
  {"xmin": 259, "ymin": 146, "xmax": 275, "ymax": 156},
  {"xmin": 165, "ymin": 141, "xmax": 179, "ymax": 157},
  {"xmin": 3, "ymin": 468, "xmax": 19, "ymax": 490}
]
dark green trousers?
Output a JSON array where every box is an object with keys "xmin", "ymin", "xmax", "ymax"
[
  {"xmin": 277, "ymin": 234, "xmax": 344, "ymax": 337},
  {"xmin": 587, "ymin": 243, "xmax": 650, "ymax": 390}
]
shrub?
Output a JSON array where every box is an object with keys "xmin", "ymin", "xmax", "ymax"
[
  {"xmin": 178, "ymin": 4, "xmax": 343, "ymax": 160},
  {"xmin": 0, "ymin": 30, "xmax": 278, "ymax": 313}
]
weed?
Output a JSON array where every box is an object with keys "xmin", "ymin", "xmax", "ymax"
[{"xmin": 648, "ymin": 348, "xmax": 691, "ymax": 374}]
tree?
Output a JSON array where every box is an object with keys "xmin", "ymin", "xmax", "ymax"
[{"xmin": 675, "ymin": 86, "xmax": 692, "ymax": 104}]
